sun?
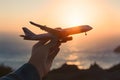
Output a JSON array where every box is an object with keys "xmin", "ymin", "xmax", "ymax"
[
  {"xmin": 59, "ymin": 7, "xmax": 87, "ymax": 27},
  {"xmin": 38, "ymin": 0, "xmax": 93, "ymax": 28},
  {"xmin": 66, "ymin": 14, "xmax": 85, "ymax": 27}
]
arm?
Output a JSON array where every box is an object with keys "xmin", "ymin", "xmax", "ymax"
[{"xmin": 0, "ymin": 63, "xmax": 40, "ymax": 80}]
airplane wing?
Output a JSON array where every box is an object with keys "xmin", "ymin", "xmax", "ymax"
[
  {"xmin": 55, "ymin": 27, "xmax": 62, "ymax": 30},
  {"xmin": 30, "ymin": 21, "xmax": 61, "ymax": 36}
]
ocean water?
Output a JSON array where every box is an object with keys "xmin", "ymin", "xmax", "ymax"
[
  {"xmin": 0, "ymin": 48, "xmax": 120, "ymax": 70},
  {"xmin": 53, "ymin": 51, "xmax": 120, "ymax": 69},
  {"xmin": 0, "ymin": 34, "xmax": 120, "ymax": 70}
]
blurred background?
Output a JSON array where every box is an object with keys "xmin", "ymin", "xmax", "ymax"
[{"xmin": 0, "ymin": 0, "xmax": 120, "ymax": 69}]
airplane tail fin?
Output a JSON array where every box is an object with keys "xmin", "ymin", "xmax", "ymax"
[{"xmin": 20, "ymin": 27, "xmax": 35, "ymax": 37}]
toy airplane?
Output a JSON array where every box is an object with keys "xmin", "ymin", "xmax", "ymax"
[{"xmin": 20, "ymin": 21, "xmax": 93, "ymax": 42}]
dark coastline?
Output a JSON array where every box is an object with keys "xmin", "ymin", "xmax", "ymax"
[
  {"xmin": 1, "ymin": 63, "xmax": 120, "ymax": 80},
  {"xmin": 114, "ymin": 46, "xmax": 120, "ymax": 53},
  {"xmin": 43, "ymin": 63, "xmax": 120, "ymax": 80}
]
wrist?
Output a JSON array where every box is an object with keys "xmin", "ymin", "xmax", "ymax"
[{"xmin": 28, "ymin": 60, "xmax": 46, "ymax": 78}]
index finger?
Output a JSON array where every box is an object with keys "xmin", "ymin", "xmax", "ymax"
[
  {"xmin": 33, "ymin": 40, "xmax": 49, "ymax": 48},
  {"xmin": 46, "ymin": 38, "xmax": 59, "ymax": 48}
]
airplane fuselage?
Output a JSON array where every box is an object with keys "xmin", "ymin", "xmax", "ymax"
[
  {"xmin": 24, "ymin": 25, "xmax": 92, "ymax": 41},
  {"xmin": 21, "ymin": 21, "xmax": 93, "ymax": 42},
  {"xmin": 57, "ymin": 25, "xmax": 92, "ymax": 37}
]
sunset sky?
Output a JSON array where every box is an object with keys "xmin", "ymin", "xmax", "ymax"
[
  {"xmin": 0, "ymin": 0, "xmax": 120, "ymax": 68},
  {"xmin": 0, "ymin": 0, "xmax": 120, "ymax": 32},
  {"xmin": 0, "ymin": 0, "xmax": 120, "ymax": 48}
]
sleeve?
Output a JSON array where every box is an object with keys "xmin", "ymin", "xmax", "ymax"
[{"xmin": 0, "ymin": 63, "xmax": 40, "ymax": 80}]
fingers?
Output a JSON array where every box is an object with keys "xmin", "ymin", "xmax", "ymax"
[
  {"xmin": 50, "ymin": 42, "xmax": 61, "ymax": 53},
  {"xmin": 39, "ymin": 40, "xmax": 49, "ymax": 45},
  {"xmin": 50, "ymin": 48, "xmax": 60, "ymax": 59},
  {"xmin": 46, "ymin": 38, "xmax": 59, "ymax": 48},
  {"xmin": 33, "ymin": 40, "xmax": 49, "ymax": 48}
]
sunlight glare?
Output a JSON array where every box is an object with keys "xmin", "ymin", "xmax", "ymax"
[{"xmin": 66, "ymin": 12, "xmax": 85, "ymax": 27}]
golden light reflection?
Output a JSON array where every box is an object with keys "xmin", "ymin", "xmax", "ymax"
[
  {"xmin": 66, "ymin": 54, "xmax": 84, "ymax": 69},
  {"xmin": 67, "ymin": 61, "xmax": 80, "ymax": 65},
  {"xmin": 66, "ymin": 54, "xmax": 78, "ymax": 60},
  {"xmin": 67, "ymin": 61, "xmax": 84, "ymax": 69}
]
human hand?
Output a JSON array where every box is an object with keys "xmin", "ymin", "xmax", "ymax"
[{"xmin": 28, "ymin": 38, "xmax": 61, "ymax": 78}]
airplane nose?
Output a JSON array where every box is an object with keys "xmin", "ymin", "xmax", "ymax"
[
  {"xmin": 86, "ymin": 25, "xmax": 93, "ymax": 31},
  {"xmin": 89, "ymin": 26, "xmax": 93, "ymax": 30}
]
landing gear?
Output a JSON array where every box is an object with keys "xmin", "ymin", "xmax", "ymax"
[{"xmin": 85, "ymin": 32, "xmax": 87, "ymax": 35}]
